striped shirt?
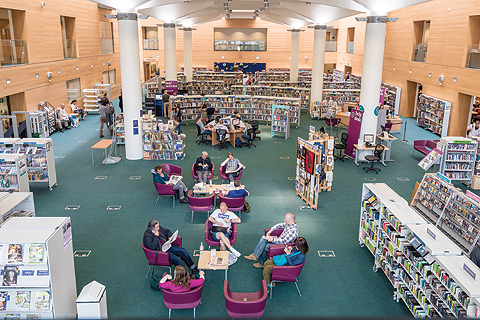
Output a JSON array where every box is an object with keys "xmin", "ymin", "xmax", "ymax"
[
  {"xmin": 225, "ymin": 158, "xmax": 241, "ymax": 171},
  {"xmin": 271, "ymin": 222, "xmax": 298, "ymax": 244}
]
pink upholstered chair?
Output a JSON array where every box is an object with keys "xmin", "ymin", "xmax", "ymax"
[
  {"xmin": 161, "ymin": 164, "xmax": 182, "ymax": 176},
  {"xmin": 220, "ymin": 165, "xmax": 243, "ymax": 184},
  {"xmin": 223, "ymin": 280, "xmax": 268, "ymax": 318},
  {"xmin": 161, "ymin": 283, "xmax": 203, "ymax": 319},
  {"xmin": 142, "ymin": 235, "xmax": 182, "ymax": 277},
  {"xmin": 264, "ymin": 228, "xmax": 297, "ymax": 258},
  {"xmin": 154, "ymin": 182, "xmax": 178, "ymax": 208},
  {"xmin": 204, "ymin": 220, "xmax": 237, "ymax": 249},
  {"xmin": 191, "ymin": 163, "xmax": 215, "ymax": 182},
  {"xmin": 187, "ymin": 190, "xmax": 215, "ymax": 223},
  {"xmin": 218, "ymin": 190, "xmax": 245, "ymax": 219},
  {"xmin": 325, "ymin": 117, "xmax": 340, "ymax": 137}
]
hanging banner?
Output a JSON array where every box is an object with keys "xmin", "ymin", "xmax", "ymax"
[
  {"xmin": 165, "ymin": 81, "xmax": 178, "ymax": 95},
  {"xmin": 345, "ymin": 109, "xmax": 363, "ymax": 158},
  {"xmin": 379, "ymin": 87, "xmax": 385, "ymax": 104}
]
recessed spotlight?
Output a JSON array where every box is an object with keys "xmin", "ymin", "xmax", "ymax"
[
  {"xmin": 453, "ymin": 77, "xmax": 457, "ymax": 83},
  {"xmin": 256, "ymin": 56, "xmax": 259, "ymax": 59},
  {"xmin": 35, "ymin": 73, "xmax": 39, "ymax": 79},
  {"xmin": 393, "ymin": 67, "xmax": 395, "ymax": 70},
  {"xmin": 184, "ymin": 1, "xmax": 189, "ymax": 3},
  {"xmin": 6, "ymin": 79, "xmax": 11, "ymax": 85},
  {"xmin": 221, "ymin": 56, "xmax": 225, "ymax": 59},
  {"xmin": 260, "ymin": 7, "xmax": 265, "ymax": 11},
  {"xmin": 306, "ymin": 1, "xmax": 311, "ymax": 4},
  {"xmin": 91, "ymin": 64, "xmax": 93, "ymax": 68},
  {"xmin": 76, "ymin": 66, "xmax": 79, "ymax": 71},
  {"xmin": 428, "ymin": 73, "xmax": 432, "ymax": 78},
  {"xmin": 409, "ymin": 69, "xmax": 412, "ymax": 73},
  {"xmin": 103, "ymin": 62, "xmax": 105, "ymax": 65},
  {"xmin": 58, "ymin": 69, "xmax": 61, "ymax": 74},
  {"xmin": 265, "ymin": 3, "xmax": 269, "ymax": 7}
]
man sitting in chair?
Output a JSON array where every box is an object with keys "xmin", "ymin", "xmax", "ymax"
[
  {"xmin": 226, "ymin": 180, "xmax": 249, "ymax": 198},
  {"xmin": 151, "ymin": 165, "xmax": 189, "ymax": 204},
  {"xmin": 241, "ymin": 120, "xmax": 253, "ymax": 144},
  {"xmin": 194, "ymin": 151, "xmax": 212, "ymax": 183},
  {"xmin": 208, "ymin": 202, "xmax": 242, "ymax": 257}
]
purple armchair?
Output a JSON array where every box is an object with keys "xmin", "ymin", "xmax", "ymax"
[
  {"xmin": 192, "ymin": 163, "xmax": 215, "ymax": 182},
  {"xmin": 142, "ymin": 236, "xmax": 182, "ymax": 277},
  {"xmin": 325, "ymin": 117, "xmax": 340, "ymax": 137},
  {"xmin": 220, "ymin": 165, "xmax": 243, "ymax": 183},
  {"xmin": 264, "ymin": 228, "xmax": 297, "ymax": 258},
  {"xmin": 218, "ymin": 190, "xmax": 245, "ymax": 219},
  {"xmin": 223, "ymin": 280, "xmax": 268, "ymax": 318},
  {"xmin": 205, "ymin": 220, "xmax": 237, "ymax": 249},
  {"xmin": 161, "ymin": 283, "xmax": 203, "ymax": 319},
  {"xmin": 187, "ymin": 190, "xmax": 215, "ymax": 223},
  {"xmin": 413, "ymin": 140, "xmax": 439, "ymax": 156},
  {"xmin": 154, "ymin": 182, "xmax": 178, "ymax": 208},
  {"xmin": 161, "ymin": 164, "xmax": 182, "ymax": 176}
]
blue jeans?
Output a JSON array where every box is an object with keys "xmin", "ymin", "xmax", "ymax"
[
  {"xmin": 204, "ymin": 130, "xmax": 212, "ymax": 136},
  {"xmin": 177, "ymin": 121, "xmax": 182, "ymax": 134},
  {"xmin": 242, "ymin": 134, "xmax": 248, "ymax": 143},
  {"xmin": 253, "ymin": 238, "xmax": 272, "ymax": 265},
  {"xmin": 167, "ymin": 245, "xmax": 196, "ymax": 269},
  {"xmin": 213, "ymin": 231, "xmax": 229, "ymax": 241},
  {"xmin": 227, "ymin": 172, "xmax": 238, "ymax": 183}
]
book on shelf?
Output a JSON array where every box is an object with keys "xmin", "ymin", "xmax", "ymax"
[
  {"xmin": 0, "ymin": 291, "xmax": 7, "ymax": 311},
  {"xmin": 15, "ymin": 291, "xmax": 31, "ymax": 311},
  {"xmin": 2, "ymin": 266, "xmax": 18, "ymax": 286},
  {"xmin": 34, "ymin": 291, "xmax": 50, "ymax": 311},
  {"xmin": 7, "ymin": 244, "xmax": 22, "ymax": 264},
  {"xmin": 28, "ymin": 244, "xmax": 45, "ymax": 263}
]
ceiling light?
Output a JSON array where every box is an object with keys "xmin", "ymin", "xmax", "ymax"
[
  {"xmin": 224, "ymin": 3, "xmax": 228, "ymax": 6},
  {"xmin": 226, "ymin": 13, "xmax": 230, "ymax": 18},
  {"xmin": 228, "ymin": 0, "xmax": 232, "ymax": 2},
  {"xmin": 228, "ymin": 9, "xmax": 232, "ymax": 13},
  {"xmin": 260, "ymin": 7, "xmax": 265, "ymax": 11},
  {"xmin": 265, "ymin": 3, "xmax": 269, "ymax": 8},
  {"xmin": 184, "ymin": 1, "xmax": 189, "ymax": 3}
]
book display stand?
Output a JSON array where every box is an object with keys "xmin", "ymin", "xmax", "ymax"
[
  {"xmin": 142, "ymin": 117, "xmax": 185, "ymax": 160},
  {"xmin": 29, "ymin": 112, "xmax": 49, "ymax": 139},
  {"xmin": 82, "ymin": 89, "xmax": 100, "ymax": 113},
  {"xmin": 416, "ymin": 94, "xmax": 451, "ymax": 137},
  {"xmin": 0, "ymin": 192, "xmax": 35, "ymax": 223},
  {"xmin": 0, "ymin": 154, "xmax": 29, "ymax": 192},
  {"xmin": 37, "ymin": 103, "xmax": 56, "ymax": 135},
  {"xmin": 437, "ymin": 137, "xmax": 477, "ymax": 183},
  {"xmin": 332, "ymin": 69, "xmax": 344, "ymax": 82},
  {"xmin": 295, "ymin": 132, "xmax": 334, "ymax": 209},
  {"xmin": 271, "ymin": 105, "xmax": 290, "ymax": 139}
]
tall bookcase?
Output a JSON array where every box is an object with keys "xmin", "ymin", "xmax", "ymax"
[
  {"xmin": 437, "ymin": 137, "xmax": 477, "ymax": 183},
  {"xmin": 360, "ymin": 183, "xmax": 480, "ymax": 318},
  {"xmin": 37, "ymin": 103, "xmax": 56, "ymax": 135},
  {"xmin": 271, "ymin": 105, "xmax": 290, "ymax": 139},
  {"xmin": 416, "ymin": 94, "xmax": 451, "ymax": 137},
  {"xmin": 382, "ymin": 83, "xmax": 402, "ymax": 115},
  {"xmin": 0, "ymin": 154, "xmax": 29, "ymax": 192},
  {"xmin": 270, "ymin": 87, "xmax": 310, "ymax": 109},
  {"xmin": 323, "ymin": 89, "xmax": 360, "ymax": 103},
  {"xmin": 29, "ymin": 112, "xmax": 49, "ymax": 138},
  {"xmin": 187, "ymin": 81, "xmax": 224, "ymax": 95},
  {"xmin": 231, "ymin": 86, "xmax": 270, "ymax": 96},
  {"xmin": 251, "ymin": 96, "xmax": 300, "ymax": 126},
  {"xmin": 324, "ymin": 82, "xmax": 360, "ymax": 90},
  {"xmin": 203, "ymin": 95, "xmax": 251, "ymax": 120},
  {"xmin": 349, "ymin": 74, "xmax": 362, "ymax": 87},
  {"xmin": 470, "ymin": 136, "xmax": 480, "ymax": 189},
  {"xmin": 82, "ymin": 89, "xmax": 100, "ymax": 113},
  {"xmin": 169, "ymin": 95, "xmax": 204, "ymax": 122},
  {"xmin": 257, "ymin": 81, "xmax": 311, "ymax": 88},
  {"xmin": 142, "ymin": 118, "xmax": 185, "ymax": 160},
  {"xmin": 0, "ymin": 217, "xmax": 77, "ymax": 319},
  {"xmin": 332, "ymin": 69, "xmax": 344, "ymax": 82}
]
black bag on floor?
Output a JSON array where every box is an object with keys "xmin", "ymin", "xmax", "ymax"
[
  {"xmin": 243, "ymin": 200, "xmax": 251, "ymax": 213},
  {"xmin": 149, "ymin": 251, "xmax": 164, "ymax": 291}
]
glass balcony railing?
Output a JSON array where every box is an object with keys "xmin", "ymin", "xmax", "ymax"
[
  {"xmin": 325, "ymin": 41, "xmax": 337, "ymax": 52},
  {"xmin": 62, "ymin": 39, "xmax": 76, "ymax": 59},
  {"xmin": 214, "ymin": 40, "xmax": 267, "ymax": 51},
  {"xmin": 412, "ymin": 43, "xmax": 427, "ymax": 62},
  {"xmin": 0, "ymin": 40, "xmax": 28, "ymax": 66},
  {"xmin": 143, "ymin": 39, "xmax": 159, "ymax": 50},
  {"xmin": 347, "ymin": 41, "xmax": 354, "ymax": 53},
  {"xmin": 467, "ymin": 44, "xmax": 480, "ymax": 69}
]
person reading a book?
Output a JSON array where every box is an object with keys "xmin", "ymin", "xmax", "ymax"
[
  {"xmin": 194, "ymin": 151, "xmax": 213, "ymax": 183},
  {"xmin": 262, "ymin": 237, "xmax": 309, "ymax": 290},
  {"xmin": 159, "ymin": 265, "xmax": 205, "ymax": 293},
  {"xmin": 151, "ymin": 165, "xmax": 188, "ymax": 204},
  {"xmin": 221, "ymin": 152, "xmax": 245, "ymax": 182},
  {"xmin": 245, "ymin": 213, "xmax": 298, "ymax": 268},
  {"xmin": 196, "ymin": 115, "xmax": 212, "ymax": 137},
  {"xmin": 208, "ymin": 202, "xmax": 242, "ymax": 257},
  {"xmin": 226, "ymin": 180, "xmax": 249, "ymax": 198},
  {"xmin": 143, "ymin": 219, "xmax": 199, "ymax": 275}
]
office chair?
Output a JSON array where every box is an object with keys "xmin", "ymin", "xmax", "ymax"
[
  {"xmin": 196, "ymin": 124, "xmax": 209, "ymax": 145},
  {"xmin": 363, "ymin": 144, "xmax": 385, "ymax": 174},
  {"xmin": 251, "ymin": 120, "xmax": 261, "ymax": 141},
  {"xmin": 244, "ymin": 127, "xmax": 257, "ymax": 148},
  {"xmin": 215, "ymin": 128, "xmax": 228, "ymax": 151},
  {"xmin": 334, "ymin": 133, "xmax": 349, "ymax": 161}
]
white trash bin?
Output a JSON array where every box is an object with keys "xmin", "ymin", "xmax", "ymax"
[{"xmin": 76, "ymin": 280, "xmax": 108, "ymax": 319}]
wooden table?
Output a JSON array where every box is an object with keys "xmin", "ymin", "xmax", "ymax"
[
  {"xmin": 193, "ymin": 184, "xmax": 244, "ymax": 207},
  {"xmin": 353, "ymin": 144, "xmax": 389, "ymax": 167},
  {"xmin": 388, "ymin": 116, "xmax": 402, "ymax": 133},
  {"xmin": 376, "ymin": 134, "xmax": 397, "ymax": 162},
  {"xmin": 336, "ymin": 112, "xmax": 350, "ymax": 127},
  {"xmin": 196, "ymin": 250, "xmax": 229, "ymax": 280},
  {"xmin": 91, "ymin": 139, "xmax": 112, "ymax": 165},
  {"xmin": 210, "ymin": 129, "xmax": 244, "ymax": 147}
]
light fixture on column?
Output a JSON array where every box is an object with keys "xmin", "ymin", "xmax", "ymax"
[
  {"xmin": 40, "ymin": 2, "xmax": 45, "ymax": 7},
  {"xmin": 304, "ymin": 56, "xmax": 308, "ymax": 61},
  {"xmin": 453, "ymin": 77, "xmax": 457, "ymax": 83},
  {"xmin": 47, "ymin": 72, "xmax": 53, "ymax": 82},
  {"xmin": 260, "ymin": 7, "xmax": 265, "ymax": 11},
  {"xmin": 265, "ymin": 3, "xmax": 269, "ymax": 8},
  {"xmin": 428, "ymin": 73, "xmax": 432, "ymax": 78},
  {"xmin": 438, "ymin": 75, "xmax": 444, "ymax": 85},
  {"xmin": 35, "ymin": 73, "xmax": 39, "ymax": 79}
]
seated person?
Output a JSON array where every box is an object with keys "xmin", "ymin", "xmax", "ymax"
[
  {"xmin": 244, "ymin": 213, "xmax": 298, "ymax": 268},
  {"xmin": 196, "ymin": 114, "xmax": 212, "ymax": 136},
  {"xmin": 143, "ymin": 219, "xmax": 199, "ymax": 275},
  {"xmin": 221, "ymin": 152, "xmax": 245, "ymax": 182},
  {"xmin": 242, "ymin": 120, "xmax": 253, "ymax": 144},
  {"xmin": 262, "ymin": 237, "xmax": 309, "ymax": 290},
  {"xmin": 159, "ymin": 266, "xmax": 205, "ymax": 292},
  {"xmin": 213, "ymin": 119, "xmax": 228, "ymax": 132},
  {"xmin": 70, "ymin": 99, "xmax": 85, "ymax": 120},
  {"xmin": 56, "ymin": 103, "xmax": 72, "ymax": 132},
  {"xmin": 467, "ymin": 118, "xmax": 480, "ymax": 138},
  {"xmin": 151, "ymin": 165, "xmax": 188, "ymax": 204},
  {"xmin": 226, "ymin": 180, "xmax": 249, "ymax": 198},
  {"xmin": 208, "ymin": 202, "xmax": 241, "ymax": 256},
  {"xmin": 194, "ymin": 151, "xmax": 212, "ymax": 183}
]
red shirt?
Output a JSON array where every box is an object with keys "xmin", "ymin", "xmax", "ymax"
[{"xmin": 158, "ymin": 278, "xmax": 204, "ymax": 292}]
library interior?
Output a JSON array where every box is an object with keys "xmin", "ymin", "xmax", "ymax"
[{"xmin": 2, "ymin": 0, "xmax": 480, "ymax": 319}]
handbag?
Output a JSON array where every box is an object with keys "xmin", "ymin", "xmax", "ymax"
[
  {"xmin": 272, "ymin": 250, "xmax": 302, "ymax": 266},
  {"xmin": 149, "ymin": 250, "xmax": 164, "ymax": 291}
]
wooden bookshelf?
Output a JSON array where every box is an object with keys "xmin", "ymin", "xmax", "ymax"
[{"xmin": 416, "ymin": 94, "xmax": 451, "ymax": 137}]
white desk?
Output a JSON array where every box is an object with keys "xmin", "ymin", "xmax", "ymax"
[
  {"xmin": 376, "ymin": 134, "xmax": 397, "ymax": 162},
  {"xmin": 354, "ymin": 144, "xmax": 389, "ymax": 167}
]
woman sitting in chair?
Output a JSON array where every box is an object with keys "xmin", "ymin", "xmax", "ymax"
[
  {"xmin": 196, "ymin": 114, "xmax": 212, "ymax": 136},
  {"xmin": 159, "ymin": 265, "xmax": 205, "ymax": 293},
  {"xmin": 221, "ymin": 152, "xmax": 245, "ymax": 182},
  {"xmin": 262, "ymin": 237, "xmax": 309, "ymax": 291},
  {"xmin": 152, "ymin": 165, "xmax": 188, "ymax": 204}
]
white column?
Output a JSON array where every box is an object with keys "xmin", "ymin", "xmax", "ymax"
[
  {"xmin": 290, "ymin": 29, "xmax": 300, "ymax": 82},
  {"xmin": 358, "ymin": 17, "xmax": 388, "ymax": 140},
  {"xmin": 310, "ymin": 25, "xmax": 326, "ymax": 113},
  {"xmin": 183, "ymin": 28, "xmax": 193, "ymax": 82},
  {"xmin": 164, "ymin": 23, "xmax": 177, "ymax": 81},
  {"xmin": 117, "ymin": 13, "xmax": 143, "ymax": 160}
]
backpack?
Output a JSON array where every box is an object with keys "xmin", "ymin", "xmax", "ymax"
[
  {"xmin": 235, "ymin": 137, "xmax": 243, "ymax": 147},
  {"xmin": 243, "ymin": 200, "xmax": 251, "ymax": 213}
]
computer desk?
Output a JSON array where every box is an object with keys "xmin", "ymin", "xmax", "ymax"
[
  {"xmin": 353, "ymin": 144, "xmax": 389, "ymax": 167},
  {"xmin": 209, "ymin": 129, "xmax": 244, "ymax": 147}
]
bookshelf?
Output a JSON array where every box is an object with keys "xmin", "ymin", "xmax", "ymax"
[
  {"xmin": 29, "ymin": 111, "xmax": 49, "ymax": 138},
  {"xmin": 37, "ymin": 103, "xmax": 56, "ymax": 135},
  {"xmin": 349, "ymin": 74, "xmax": 362, "ymax": 87},
  {"xmin": 187, "ymin": 81, "xmax": 224, "ymax": 95},
  {"xmin": 270, "ymin": 87, "xmax": 310, "ymax": 110},
  {"xmin": 231, "ymin": 85, "xmax": 271, "ymax": 96},
  {"xmin": 0, "ymin": 192, "xmax": 35, "ymax": 223},
  {"xmin": 251, "ymin": 96, "xmax": 300, "ymax": 126},
  {"xmin": 0, "ymin": 217, "xmax": 77, "ymax": 319},
  {"xmin": 323, "ymin": 89, "xmax": 361, "ymax": 103},
  {"xmin": 416, "ymin": 94, "xmax": 451, "ymax": 137},
  {"xmin": 82, "ymin": 89, "xmax": 100, "ymax": 113},
  {"xmin": 115, "ymin": 120, "xmax": 125, "ymax": 145},
  {"xmin": 0, "ymin": 139, "xmax": 19, "ymax": 155},
  {"xmin": 0, "ymin": 154, "xmax": 29, "ymax": 192},
  {"xmin": 310, "ymin": 101, "xmax": 338, "ymax": 120},
  {"xmin": 145, "ymin": 82, "xmax": 160, "ymax": 99},
  {"xmin": 324, "ymin": 82, "xmax": 360, "ymax": 90},
  {"xmin": 142, "ymin": 117, "xmax": 185, "ymax": 160},
  {"xmin": 271, "ymin": 105, "xmax": 290, "ymax": 139},
  {"xmin": 332, "ymin": 69, "xmax": 344, "ymax": 82},
  {"xmin": 470, "ymin": 136, "xmax": 480, "ymax": 189},
  {"xmin": 203, "ymin": 95, "xmax": 251, "ymax": 120},
  {"xmin": 382, "ymin": 83, "xmax": 402, "ymax": 115},
  {"xmin": 257, "ymin": 81, "xmax": 311, "ymax": 88},
  {"xmin": 360, "ymin": 183, "xmax": 480, "ymax": 318},
  {"xmin": 169, "ymin": 95, "xmax": 204, "ymax": 122},
  {"xmin": 15, "ymin": 139, "xmax": 57, "ymax": 190},
  {"xmin": 437, "ymin": 137, "xmax": 477, "ymax": 183}
]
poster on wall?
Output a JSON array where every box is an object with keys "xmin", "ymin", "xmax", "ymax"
[
  {"xmin": 345, "ymin": 109, "xmax": 363, "ymax": 158},
  {"xmin": 305, "ymin": 149, "xmax": 315, "ymax": 174},
  {"xmin": 62, "ymin": 218, "xmax": 72, "ymax": 249}
]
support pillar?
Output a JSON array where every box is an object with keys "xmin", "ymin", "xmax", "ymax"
[
  {"xmin": 117, "ymin": 13, "xmax": 143, "ymax": 160},
  {"xmin": 310, "ymin": 25, "xmax": 327, "ymax": 113},
  {"xmin": 358, "ymin": 16, "xmax": 388, "ymax": 141},
  {"xmin": 164, "ymin": 23, "xmax": 177, "ymax": 81},
  {"xmin": 290, "ymin": 29, "xmax": 300, "ymax": 82},
  {"xmin": 183, "ymin": 28, "xmax": 193, "ymax": 82}
]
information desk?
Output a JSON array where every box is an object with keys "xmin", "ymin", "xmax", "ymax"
[
  {"xmin": 196, "ymin": 250, "xmax": 229, "ymax": 280},
  {"xmin": 353, "ymin": 144, "xmax": 389, "ymax": 167},
  {"xmin": 336, "ymin": 112, "xmax": 350, "ymax": 126},
  {"xmin": 209, "ymin": 130, "xmax": 244, "ymax": 147},
  {"xmin": 376, "ymin": 134, "xmax": 397, "ymax": 162}
]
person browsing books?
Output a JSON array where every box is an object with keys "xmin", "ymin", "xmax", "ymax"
[
  {"xmin": 151, "ymin": 165, "xmax": 188, "ymax": 204},
  {"xmin": 221, "ymin": 152, "xmax": 245, "ymax": 182},
  {"xmin": 245, "ymin": 213, "xmax": 298, "ymax": 268},
  {"xmin": 143, "ymin": 219, "xmax": 199, "ymax": 275},
  {"xmin": 226, "ymin": 180, "xmax": 249, "ymax": 198},
  {"xmin": 208, "ymin": 202, "xmax": 242, "ymax": 257},
  {"xmin": 159, "ymin": 265, "xmax": 205, "ymax": 293},
  {"xmin": 194, "ymin": 151, "xmax": 213, "ymax": 183}
]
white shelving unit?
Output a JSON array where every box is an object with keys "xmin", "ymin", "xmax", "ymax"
[
  {"xmin": 0, "ymin": 154, "xmax": 29, "ymax": 192},
  {"xmin": 203, "ymin": 95, "xmax": 251, "ymax": 120},
  {"xmin": 382, "ymin": 83, "xmax": 402, "ymax": 115},
  {"xmin": 332, "ymin": 69, "xmax": 344, "ymax": 82},
  {"xmin": 271, "ymin": 105, "xmax": 290, "ymax": 139},
  {"xmin": 82, "ymin": 89, "xmax": 100, "ymax": 113},
  {"xmin": 0, "ymin": 217, "xmax": 77, "ymax": 319},
  {"xmin": 0, "ymin": 139, "xmax": 20, "ymax": 155},
  {"xmin": 251, "ymin": 96, "xmax": 300, "ymax": 127},
  {"xmin": 438, "ymin": 137, "xmax": 477, "ymax": 183},
  {"xmin": 416, "ymin": 94, "xmax": 451, "ymax": 137},
  {"xmin": 0, "ymin": 192, "xmax": 35, "ymax": 223},
  {"xmin": 29, "ymin": 112, "xmax": 49, "ymax": 138}
]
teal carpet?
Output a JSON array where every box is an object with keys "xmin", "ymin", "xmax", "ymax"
[{"xmin": 28, "ymin": 103, "xmax": 477, "ymax": 319}]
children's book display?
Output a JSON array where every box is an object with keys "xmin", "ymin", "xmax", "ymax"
[
  {"xmin": 0, "ymin": 217, "xmax": 77, "ymax": 319},
  {"xmin": 416, "ymin": 94, "xmax": 451, "ymax": 137},
  {"xmin": 0, "ymin": 154, "xmax": 29, "ymax": 192},
  {"xmin": 0, "ymin": 192, "xmax": 35, "ymax": 223},
  {"xmin": 271, "ymin": 105, "xmax": 290, "ymax": 139},
  {"xmin": 142, "ymin": 116, "xmax": 185, "ymax": 160},
  {"xmin": 295, "ymin": 131, "xmax": 335, "ymax": 209}
]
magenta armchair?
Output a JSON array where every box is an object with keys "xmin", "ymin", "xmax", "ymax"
[
  {"xmin": 205, "ymin": 220, "xmax": 237, "ymax": 249},
  {"xmin": 269, "ymin": 261, "xmax": 305, "ymax": 298},
  {"xmin": 187, "ymin": 190, "xmax": 215, "ymax": 223},
  {"xmin": 218, "ymin": 190, "xmax": 245, "ymax": 219},
  {"xmin": 161, "ymin": 163, "xmax": 182, "ymax": 176},
  {"xmin": 192, "ymin": 163, "xmax": 215, "ymax": 181},
  {"xmin": 220, "ymin": 165, "xmax": 243, "ymax": 183},
  {"xmin": 161, "ymin": 283, "xmax": 203, "ymax": 319},
  {"xmin": 264, "ymin": 228, "xmax": 297, "ymax": 255},
  {"xmin": 154, "ymin": 182, "xmax": 178, "ymax": 208},
  {"xmin": 223, "ymin": 280, "xmax": 268, "ymax": 318},
  {"xmin": 142, "ymin": 236, "xmax": 182, "ymax": 277}
]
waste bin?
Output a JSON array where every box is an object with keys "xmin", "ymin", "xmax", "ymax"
[{"xmin": 76, "ymin": 280, "xmax": 108, "ymax": 319}]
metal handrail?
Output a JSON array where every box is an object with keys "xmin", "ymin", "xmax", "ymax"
[
  {"xmin": 0, "ymin": 39, "xmax": 28, "ymax": 66},
  {"xmin": 325, "ymin": 41, "xmax": 337, "ymax": 52},
  {"xmin": 412, "ymin": 43, "xmax": 427, "ymax": 62},
  {"xmin": 62, "ymin": 39, "xmax": 76, "ymax": 59},
  {"xmin": 143, "ymin": 39, "xmax": 159, "ymax": 50}
]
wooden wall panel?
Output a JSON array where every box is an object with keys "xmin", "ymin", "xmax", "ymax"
[{"xmin": 24, "ymin": 82, "xmax": 67, "ymax": 113}]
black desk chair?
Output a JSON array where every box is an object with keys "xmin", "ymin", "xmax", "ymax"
[
  {"xmin": 334, "ymin": 133, "xmax": 348, "ymax": 162},
  {"xmin": 215, "ymin": 129, "xmax": 228, "ymax": 151},
  {"xmin": 251, "ymin": 120, "xmax": 261, "ymax": 141},
  {"xmin": 244, "ymin": 128, "xmax": 257, "ymax": 148},
  {"xmin": 196, "ymin": 124, "xmax": 209, "ymax": 145},
  {"xmin": 363, "ymin": 144, "xmax": 385, "ymax": 174}
]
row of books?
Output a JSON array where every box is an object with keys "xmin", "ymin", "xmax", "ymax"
[
  {"xmin": 27, "ymin": 169, "xmax": 48, "ymax": 181},
  {"xmin": 0, "ymin": 148, "xmax": 15, "ymax": 154},
  {"xmin": 0, "ymin": 168, "xmax": 17, "ymax": 175},
  {"xmin": 0, "ymin": 243, "xmax": 45, "ymax": 265},
  {"xmin": 0, "ymin": 290, "xmax": 50, "ymax": 312},
  {"xmin": 2, "ymin": 210, "xmax": 34, "ymax": 223},
  {"xmin": 17, "ymin": 148, "xmax": 45, "ymax": 156}
]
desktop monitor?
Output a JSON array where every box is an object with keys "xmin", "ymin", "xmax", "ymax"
[
  {"xmin": 232, "ymin": 118, "xmax": 240, "ymax": 126},
  {"xmin": 364, "ymin": 134, "xmax": 374, "ymax": 144},
  {"xmin": 223, "ymin": 118, "xmax": 231, "ymax": 126}
]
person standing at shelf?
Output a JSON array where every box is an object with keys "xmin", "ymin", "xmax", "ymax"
[
  {"xmin": 206, "ymin": 104, "xmax": 216, "ymax": 122},
  {"xmin": 194, "ymin": 151, "xmax": 212, "ymax": 184},
  {"xmin": 162, "ymin": 89, "xmax": 170, "ymax": 118},
  {"xmin": 174, "ymin": 106, "xmax": 183, "ymax": 134},
  {"xmin": 118, "ymin": 91, "xmax": 123, "ymax": 113},
  {"xmin": 467, "ymin": 118, "xmax": 480, "ymax": 138},
  {"xmin": 221, "ymin": 152, "xmax": 245, "ymax": 182},
  {"xmin": 99, "ymin": 100, "xmax": 113, "ymax": 138}
]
